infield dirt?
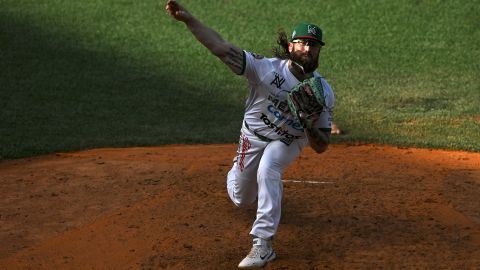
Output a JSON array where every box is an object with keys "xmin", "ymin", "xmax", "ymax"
[{"xmin": 0, "ymin": 144, "xmax": 479, "ymax": 269}]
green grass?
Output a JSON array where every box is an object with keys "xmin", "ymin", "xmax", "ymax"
[{"xmin": 1, "ymin": 0, "xmax": 479, "ymax": 159}]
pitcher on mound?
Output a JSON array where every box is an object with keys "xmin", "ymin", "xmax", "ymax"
[{"xmin": 166, "ymin": 1, "xmax": 335, "ymax": 268}]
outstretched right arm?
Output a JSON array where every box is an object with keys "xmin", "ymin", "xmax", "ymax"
[{"xmin": 165, "ymin": 0, "xmax": 244, "ymax": 75}]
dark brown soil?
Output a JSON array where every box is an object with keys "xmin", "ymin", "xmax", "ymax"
[{"xmin": 1, "ymin": 144, "xmax": 479, "ymax": 269}]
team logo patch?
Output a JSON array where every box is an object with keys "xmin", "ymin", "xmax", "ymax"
[
  {"xmin": 270, "ymin": 72, "xmax": 285, "ymax": 89},
  {"xmin": 308, "ymin": 25, "xmax": 318, "ymax": 35},
  {"xmin": 249, "ymin": 52, "xmax": 264, "ymax": 59}
]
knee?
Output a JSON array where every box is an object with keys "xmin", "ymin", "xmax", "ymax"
[
  {"xmin": 233, "ymin": 198, "xmax": 255, "ymax": 208},
  {"xmin": 229, "ymin": 190, "xmax": 256, "ymax": 208},
  {"xmin": 227, "ymin": 177, "xmax": 257, "ymax": 207}
]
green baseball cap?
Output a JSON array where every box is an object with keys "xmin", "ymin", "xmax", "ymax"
[{"xmin": 291, "ymin": 22, "xmax": 325, "ymax": 46}]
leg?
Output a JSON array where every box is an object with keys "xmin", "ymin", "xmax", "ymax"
[
  {"xmin": 250, "ymin": 138, "xmax": 308, "ymax": 239},
  {"xmin": 238, "ymin": 138, "xmax": 307, "ymax": 268}
]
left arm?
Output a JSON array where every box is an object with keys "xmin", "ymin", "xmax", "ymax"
[{"xmin": 288, "ymin": 76, "xmax": 334, "ymax": 153}]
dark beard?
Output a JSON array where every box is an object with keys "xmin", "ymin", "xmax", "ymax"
[{"xmin": 289, "ymin": 51, "xmax": 319, "ymax": 74}]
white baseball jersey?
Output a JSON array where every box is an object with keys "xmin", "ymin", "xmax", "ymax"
[{"xmin": 241, "ymin": 51, "xmax": 335, "ymax": 144}]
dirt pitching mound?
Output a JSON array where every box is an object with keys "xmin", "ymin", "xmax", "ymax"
[{"xmin": 0, "ymin": 144, "xmax": 479, "ymax": 269}]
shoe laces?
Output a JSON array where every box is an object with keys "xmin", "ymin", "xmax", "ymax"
[
  {"xmin": 247, "ymin": 245, "xmax": 266, "ymax": 258},
  {"xmin": 247, "ymin": 238, "xmax": 271, "ymax": 258}
]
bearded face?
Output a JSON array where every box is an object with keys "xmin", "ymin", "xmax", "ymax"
[{"xmin": 288, "ymin": 44, "xmax": 320, "ymax": 74}]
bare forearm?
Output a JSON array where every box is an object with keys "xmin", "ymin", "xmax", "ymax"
[
  {"xmin": 185, "ymin": 18, "xmax": 244, "ymax": 74},
  {"xmin": 166, "ymin": 0, "xmax": 244, "ymax": 74},
  {"xmin": 184, "ymin": 17, "xmax": 224, "ymax": 56}
]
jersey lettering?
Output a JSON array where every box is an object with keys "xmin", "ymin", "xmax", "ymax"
[
  {"xmin": 260, "ymin": 113, "xmax": 302, "ymax": 144},
  {"xmin": 267, "ymin": 105, "xmax": 303, "ymax": 131},
  {"xmin": 267, "ymin": 95, "xmax": 290, "ymax": 113}
]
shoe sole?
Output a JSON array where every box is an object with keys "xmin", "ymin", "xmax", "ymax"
[{"xmin": 238, "ymin": 251, "xmax": 276, "ymax": 269}]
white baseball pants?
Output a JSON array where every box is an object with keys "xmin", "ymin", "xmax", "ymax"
[{"xmin": 227, "ymin": 122, "xmax": 307, "ymax": 239}]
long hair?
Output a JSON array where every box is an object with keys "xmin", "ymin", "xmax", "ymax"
[{"xmin": 272, "ymin": 29, "xmax": 290, "ymax": 59}]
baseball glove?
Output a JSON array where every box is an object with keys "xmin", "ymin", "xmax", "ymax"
[{"xmin": 287, "ymin": 76, "xmax": 326, "ymax": 130}]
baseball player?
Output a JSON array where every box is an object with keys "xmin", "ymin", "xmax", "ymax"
[{"xmin": 165, "ymin": 1, "xmax": 335, "ymax": 268}]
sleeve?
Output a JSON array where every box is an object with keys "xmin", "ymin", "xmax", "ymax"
[
  {"xmin": 241, "ymin": 51, "xmax": 272, "ymax": 84},
  {"xmin": 314, "ymin": 79, "xmax": 335, "ymax": 132}
]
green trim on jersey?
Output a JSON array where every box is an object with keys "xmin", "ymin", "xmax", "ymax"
[{"xmin": 240, "ymin": 50, "xmax": 246, "ymax": 75}]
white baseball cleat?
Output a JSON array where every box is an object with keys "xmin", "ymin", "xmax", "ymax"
[{"xmin": 238, "ymin": 237, "xmax": 276, "ymax": 269}]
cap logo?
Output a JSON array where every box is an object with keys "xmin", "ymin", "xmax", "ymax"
[{"xmin": 308, "ymin": 25, "xmax": 318, "ymax": 35}]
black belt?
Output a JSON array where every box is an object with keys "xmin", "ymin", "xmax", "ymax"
[{"xmin": 244, "ymin": 121, "xmax": 273, "ymax": 142}]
